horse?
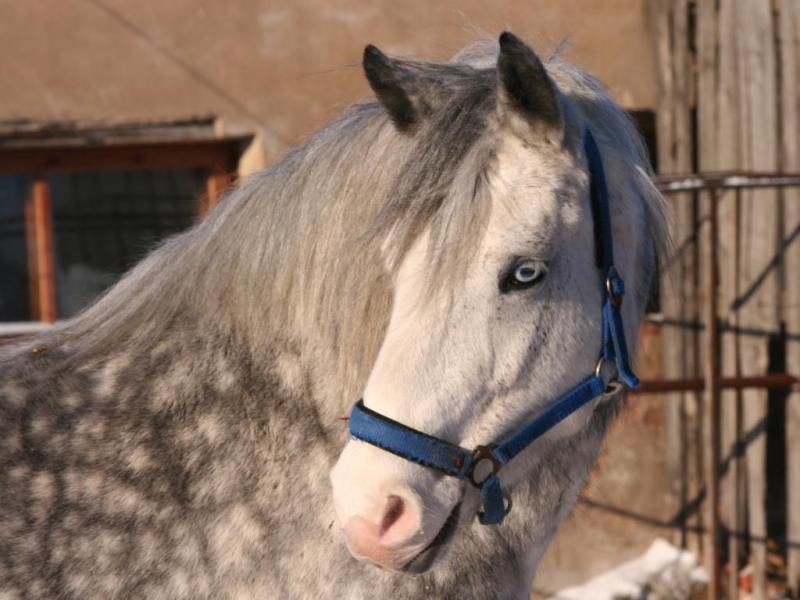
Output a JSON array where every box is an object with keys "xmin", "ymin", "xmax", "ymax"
[{"xmin": 0, "ymin": 32, "xmax": 668, "ymax": 599}]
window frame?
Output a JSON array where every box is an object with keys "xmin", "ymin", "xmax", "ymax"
[{"xmin": 0, "ymin": 133, "xmax": 250, "ymax": 329}]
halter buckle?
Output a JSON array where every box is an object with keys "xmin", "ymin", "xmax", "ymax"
[
  {"xmin": 605, "ymin": 266, "xmax": 624, "ymax": 307},
  {"xmin": 468, "ymin": 445, "xmax": 502, "ymax": 488}
]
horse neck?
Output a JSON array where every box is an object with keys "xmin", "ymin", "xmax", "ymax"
[{"xmin": 420, "ymin": 407, "xmax": 613, "ymax": 599}]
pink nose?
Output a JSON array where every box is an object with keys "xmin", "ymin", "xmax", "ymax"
[{"xmin": 343, "ymin": 494, "xmax": 422, "ymax": 570}]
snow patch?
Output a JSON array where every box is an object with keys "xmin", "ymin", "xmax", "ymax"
[{"xmin": 548, "ymin": 538, "xmax": 708, "ymax": 600}]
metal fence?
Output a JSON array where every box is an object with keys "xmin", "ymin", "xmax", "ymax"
[{"xmin": 637, "ymin": 172, "xmax": 800, "ymax": 599}]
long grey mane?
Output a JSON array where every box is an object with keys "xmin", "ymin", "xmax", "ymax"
[{"xmin": 8, "ymin": 41, "xmax": 668, "ymax": 416}]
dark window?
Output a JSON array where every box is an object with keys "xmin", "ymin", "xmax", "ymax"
[
  {"xmin": 628, "ymin": 109, "xmax": 658, "ymax": 171},
  {"xmin": 49, "ymin": 169, "xmax": 204, "ymax": 318},
  {"xmin": 0, "ymin": 125, "xmax": 246, "ymax": 332},
  {"xmin": 626, "ymin": 109, "xmax": 660, "ymax": 313},
  {"xmin": 0, "ymin": 175, "xmax": 32, "ymax": 321}
]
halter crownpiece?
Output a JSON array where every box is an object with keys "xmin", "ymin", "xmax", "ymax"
[{"xmin": 348, "ymin": 128, "xmax": 639, "ymax": 525}]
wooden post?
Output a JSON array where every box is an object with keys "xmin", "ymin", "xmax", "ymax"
[
  {"xmin": 736, "ymin": 3, "xmax": 778, "ymax": 599},
  {"xmin": 650, "ymin": 0, "xmax": 700, "ymax": 552},
  {"xmin": 703, "ymin": 187, "xmax": 722, "ymax": 600},
  {"xmin": 708, "ymin": 4, "xmax": 747, "ymax": 596},
  {"xmin": 674, "ymin": 0, "xmax": 704, "ymax": 559},
  {"xmin": 778, "ymin": 0, "xmax": 800, "ymax": 594},
  {"xmin": 696, "ymin": 3, "xmax": 745, "ymax": 591},
  {"xmin": 24, "ymin": 176, "xmax": 57, "ymax": 323},
  {"xmin": 650, "ymin": 0, "xmax": 682, "ymax": 546}
]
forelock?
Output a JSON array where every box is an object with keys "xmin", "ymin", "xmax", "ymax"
[{"xmin": 370, "ymin": 62, "xmax": 498, "ymax": 289}]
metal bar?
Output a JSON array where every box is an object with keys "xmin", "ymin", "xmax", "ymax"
[
  {"xmin": 658, "ymin": 169, "xmax": 800, "ymax": 181},
  {"xmin": 657, "ymin": 171, "xmax": 800, "ymax": 193},
  {"xmin": 728, "ymin": 189, "xmax": 743, "ymax": 600},
  {"xmin": 729, "ymin": 381, "xmax": 743, "ymax": 599},
  {"xmin": 703, "ymin": 188, "xmax": 722, "ymax": 600},
  {"xmin": 634, "ymin": 373, "xmax": 799, "ymax": 394}
]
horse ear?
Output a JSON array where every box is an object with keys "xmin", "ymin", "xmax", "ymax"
[
  {"xmin": 363, "ymin": 45, "xmax": 422, "ymax": 131},
  {"xmin": 496, "ymin": 32, "xmax": 562, "ymax": 140}
]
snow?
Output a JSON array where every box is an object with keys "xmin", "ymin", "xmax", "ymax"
[{"xmin": 548, "ymin": 538, "xmax": 708, "ymax": 600}]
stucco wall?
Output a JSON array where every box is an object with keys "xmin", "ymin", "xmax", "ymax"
[{"xmin": 2, "ymin": 0, "xmax": 656, "ymax": 166}]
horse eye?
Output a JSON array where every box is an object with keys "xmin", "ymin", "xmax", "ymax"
[{"xmin": 500, "ymin": 260, "xmax": 547, "ymax": 293}]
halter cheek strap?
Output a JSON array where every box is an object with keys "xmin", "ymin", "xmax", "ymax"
[
  {"xmin": 348, "ymin": 128, "xmax": 639, "ymax": 525},
  {"xmin": 585, "ymin": 129, "xmax": 639, "ymax": 389}
]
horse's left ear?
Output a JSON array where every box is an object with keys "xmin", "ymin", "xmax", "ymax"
[
  {"xmin": 363, "ymin": 44, "xmax": 424, "ymax": 131},
  {"xmin": 496, "ymin": 32, "xmax": 563, "ymax": 142}
]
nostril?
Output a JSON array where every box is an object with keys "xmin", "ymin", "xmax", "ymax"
[
  {"xmin": 379, "ymin": 495, "xmax": 405, "ymax": 537},
  {"xmin": 342, "ymin": 490, "xmax": 424, "ymax": 568},
  {"xmin": 377, "ymin": 494, "xmax": 420, "ymax": 547}
]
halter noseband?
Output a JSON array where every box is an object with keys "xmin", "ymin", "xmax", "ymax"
[{"xmin": 348, "ymin": 129, "xmax": 639, "ymax": 525}]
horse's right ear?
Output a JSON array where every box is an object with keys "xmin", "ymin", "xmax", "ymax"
[
  {"xmin": 363, "ymin": 45, "xmax": 422, "ymax": 131},
  {"xmin": 496, "ymin": 32, "xmax": 563, "ymax": 143}
]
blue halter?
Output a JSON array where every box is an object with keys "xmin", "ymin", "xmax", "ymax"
[{"xmin": 348, "ymin": 129, "xmax": 639, "ymax": 525}]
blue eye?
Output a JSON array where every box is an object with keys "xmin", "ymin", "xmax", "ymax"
[{"xmin": 501, "ymin": 260, "xmax": 547, "ymax": 293}]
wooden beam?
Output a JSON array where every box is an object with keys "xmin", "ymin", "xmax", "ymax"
[
  {"xmin": 0, "ymin": 139, "xmax": 245, "ymax": 174},
  {"xmin": 200, "ymin": 169, "xmax": 235, "ymax": 217},
  {"xmin": 24, "ymin": 176, "xmax": 57, "ymax": 323}
]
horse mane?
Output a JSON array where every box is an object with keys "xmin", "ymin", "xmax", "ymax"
[{"xmin": 10, "ymin": 41, "xmax": 669, "ymax": 408}]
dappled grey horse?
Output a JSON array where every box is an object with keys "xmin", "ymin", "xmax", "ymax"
[{"xmin": 0, "ymin": 33, "xmax": 667, "ymax": 599}]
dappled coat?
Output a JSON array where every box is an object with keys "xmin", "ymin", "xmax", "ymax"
[{"xmin": 0, "ymin": 33, "xmax": 666, "ymax": 599}]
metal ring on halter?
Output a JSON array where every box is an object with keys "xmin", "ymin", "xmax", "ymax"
[
  {"xmin": 605, "ymin": 265, "xmax": 624, "ymax": 307},
  {"xmin": 594, "ymin": 356, "xmax": 621, "ymax": 393},
  {"xmin": 468, "ymin": 445, "xmax": 502, "ymax": 488},
  {"xmin": 477, "ymin": 494, "xmax": 513, "ymax": 521}
]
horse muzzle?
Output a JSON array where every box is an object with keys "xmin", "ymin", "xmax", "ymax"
[{"xmin": 330, "ymin": 440, "xmax": 461, "ymax": 573}]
